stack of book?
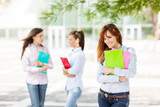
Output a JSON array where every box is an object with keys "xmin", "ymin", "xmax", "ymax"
[{"xmin": 104, "ymin": 49, "xmax": 131, "ymax": 75}]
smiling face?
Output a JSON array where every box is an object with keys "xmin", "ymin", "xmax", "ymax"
[
  {"xmin": 68, "ymin": 34, "xmax": 79, "ymax": 48},
  {"xmin": 104, "ymin": 30, "xmax": 120, "ymax": 49},
  {"xmin": 32, "ymin": 32, "xmax": 44, "ymax": 45}
]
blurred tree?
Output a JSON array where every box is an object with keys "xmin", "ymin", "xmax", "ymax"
[{"xmin": 41, "ymin": 0, "xmax": 160, "ymax": 39}]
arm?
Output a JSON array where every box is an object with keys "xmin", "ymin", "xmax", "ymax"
[
  {"xmin": 62, "ymin": 68, "xmax": 75, "ymax": 78},
  {"xmin": 65, "ymin": 73, "xmax": 76, "ymax": 77},
  {"xmin": 22, "ymin": 48, "xmax": 39, "ymax": 73},
  {"xmin": 97, "ymin": 62, "xmax": 119, "ymax": 83},
  {"xmin": 68, "ymin": 54, "xmax": 84, "ymax": 75}
]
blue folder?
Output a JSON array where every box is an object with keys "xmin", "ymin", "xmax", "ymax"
[{"xmin": 37, "ymin": 51, "xmax": 50, "ymax": 74}]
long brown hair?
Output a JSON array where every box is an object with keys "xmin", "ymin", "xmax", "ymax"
[
  {"xmin": 97, "ymin": 24, "xmax": 122, "ymax": 62},
  {"xmin": 21, "ymin": 28, "xmax": 43, "ymax": 59},
  {"xmin": 69, "ymin": 30, "xmax": 85, "ymax": 51}
]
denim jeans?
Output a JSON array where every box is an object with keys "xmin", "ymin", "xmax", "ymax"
[
  {"xmin": 27, "ymin": 83, "xmax": 47, "ymax": 107},
  {"xmin": 65, "ymin": 87, "xmax": 82, "ymax": 107},
  {"xmin": 98, "ymin": 89, "xmax": 129, "ymax": 107}
]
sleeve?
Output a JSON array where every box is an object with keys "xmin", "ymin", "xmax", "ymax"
[
  {"xmin": 114, "ymin": 47, "xmax": 137, "ymax": 78},
  {"xmin": 68, "ymin": 54, "xmax": 84, "ymax": 75},
  {"xmin": 45, "ymin": 47, "xmax": 54, "ymax": 69},
  {"xmin": 22, "ymin": 48, "xmax": 39, "ymax": 73},
  {"xmin": 97, "ymin": 62, "xmax": 119, "ymax": 83}
]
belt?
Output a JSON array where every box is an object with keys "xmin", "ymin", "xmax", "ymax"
[{"xmin": 99, "ymin": 91, "xmax": 129, "ymax": 98}]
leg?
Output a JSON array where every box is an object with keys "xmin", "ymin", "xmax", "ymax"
[
  {"xmin": 27, "ymin": 83, "xmax": 39, "ymax": 107},
  {"xmin": 39, "ymin": 84, "xmax": 47, "ymax": 107},
  {"xmin": 65, "ymin": 87, "xmax": 69, "ymax": 97},
  {"xmin": 112, "ymin": 97, "xmax": 129, "ymax": 107},
  {"xmin": 98, "ymin": 93, "xmax": 110, "ymax": 107},
  {"xmin": 65, "ymin": 87, "xmax": 82, "ymax": 107}
]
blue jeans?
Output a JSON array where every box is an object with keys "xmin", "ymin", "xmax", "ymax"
[
  {"xmin": 98, "ymin": 89, "xmax": 129, "ymax": 107},
  {"xmin": 65, "ymin": 87, "xmax": 82, "ymax": 107},
  {"xmin": 27, "ymin": 83, "xmax": 47, "ymax": 107}
]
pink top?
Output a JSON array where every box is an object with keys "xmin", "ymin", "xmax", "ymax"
[{"xmin": 22, "ymin": 43, "xmax": 53, "ymax": 85}]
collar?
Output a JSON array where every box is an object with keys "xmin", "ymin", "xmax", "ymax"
[
  {"xmin": 119, "ymin": 45, "xmax": 123, "ymax": 49},
  {"xmin": 72, "ymin": 47, "xmax": 82, "ymax": 52},
  {"xmin": 111, "ymin": 44, "xmax": 123, "ymax": 50},
  {"xmin": 31, "ymin": 43, "xmax": 41, "ymax": 48}
]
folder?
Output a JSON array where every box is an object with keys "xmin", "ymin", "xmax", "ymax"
[
  {"xmin": 37, "ymin": 51, "xmax": 50, "ymax": 74},
  {"xmin": 60, "ymin": 57, "xmax": 71, "ymax": 69},
  {"xmin": 104, "ymin": 50, "xmax": 124, "ymax": 75},
  {"xmin": 112, "ymin": 48, "xmax": 131, "ymax": 69},
  {"xmin": 122, "ymin": 51, "xmax": 131, "ymax": 69}
]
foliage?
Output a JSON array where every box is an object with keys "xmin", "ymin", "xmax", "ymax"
[{"xmin": 41, "ymin": 0, "xmax": 160, "ymax": 24}]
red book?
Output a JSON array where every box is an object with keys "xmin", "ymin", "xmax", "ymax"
[{"xmin": 60, "ymin": 57, "xmax": 71, "ymax": 69}]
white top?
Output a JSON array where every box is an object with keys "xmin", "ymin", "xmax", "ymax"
[
  {"xmin": 66, "ymin": 47, "xmax": 86, "ymax": 91},
  {"xmin": 22, "ymin": 43, "xmax": 53, "ymax": 85}
]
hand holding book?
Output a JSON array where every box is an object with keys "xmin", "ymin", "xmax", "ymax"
[
  {"xmin": 62, "ymin": 67, "xmax": 75, "ymax": 78},
  {"xmin": 39, "ymin": 65, "xmax": 48, "ymax": 72},
  {"xmin": 35, "ymin": 60, "xmax": 45, "ymax": 66},
  {"xmin": 103, "ymin": 66, "xmax": 114, "ymax": 75},
  {"xmin": 60, "ymin": 57, "xmax": 75, "ymax": 78}
]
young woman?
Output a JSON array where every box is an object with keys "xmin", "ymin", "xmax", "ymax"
[
  {"xmin": 62, "ymin": 30, "xmax": 86, "ymax": 107},
  {"xmin": 21, "ymin": 28, "xmax": 53, "ymax": 107},
  {"xmin": 97, "ymin": 24, "xmax": 137, "ymax": 107}
]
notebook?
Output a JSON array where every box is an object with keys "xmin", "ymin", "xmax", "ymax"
[
  {"xmin": 37, "ymin": 51, "xmax": 50, "ymax": 74},
  {"xmin": 60, "ymin": 57, "xmax": 71, "ymax": 69},
  {"xmin": 104, "ymin": 50, "xmax": 124, "ymax": 75}
]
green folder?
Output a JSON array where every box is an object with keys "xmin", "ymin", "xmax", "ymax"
[
  {"xmin": 104, "ymin": 50, "xmax": 124, "ymax": 75},
  {"xmin": 37, "ymin": 51, "xmax": 50, "ymax": 74}
]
